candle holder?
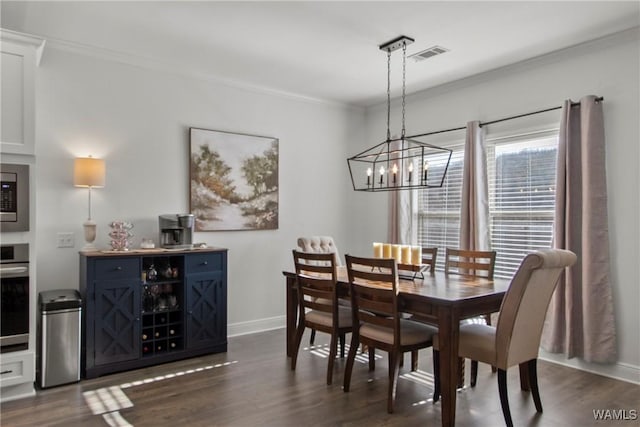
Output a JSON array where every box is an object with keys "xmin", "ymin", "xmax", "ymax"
[{"xmin": 398, "ymin": 263, "xmax": 428, "ymax": 281}]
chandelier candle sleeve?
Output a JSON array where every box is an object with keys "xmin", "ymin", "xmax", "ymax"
[{"xmin": 379, "ymin": 166, "xmax": 385, "ymax": 185}]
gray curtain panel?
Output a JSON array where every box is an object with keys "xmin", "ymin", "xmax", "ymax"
[
  {"xmin": 541, "ymin": 95, "xmax": 617, "ymax": 363},
  {"xmin": 459, "ymin": 121, "xmax": 490, "ymax": 251}
]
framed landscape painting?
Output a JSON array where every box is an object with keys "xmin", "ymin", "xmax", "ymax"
[{"xmin": 189, "ymin": 128, "xmax": 279, "ymax": 231}]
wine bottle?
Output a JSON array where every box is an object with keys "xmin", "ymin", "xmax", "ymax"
[
  {"xmin": 155, "ymin": 331, "xmax": 160, "ymax": 338},
  {"xmin": 170, "ymin": 342, "xmax": 176, "ymax": 348},
  {"xmin": 169, "ymin": 329, "xmax": 175, "ymax": 336},
  {"xmin": 142, "ymin": 333, "xmax": 148, "ymax": 340}
]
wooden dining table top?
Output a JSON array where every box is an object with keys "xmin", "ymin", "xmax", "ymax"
[{"xmin": 284, "ymin": 266, "xmax": 510, "ymax": 306}]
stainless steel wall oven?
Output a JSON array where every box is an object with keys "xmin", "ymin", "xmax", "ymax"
[{"xmin": 1, "ymin": 243, "xmax": 29, "ymax": 352}]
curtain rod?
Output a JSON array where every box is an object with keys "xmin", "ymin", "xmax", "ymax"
[
  {"xmin": 479, "ymin": 96, "xmax": 604, "ymax": 128},
  {"xmin": 405, "ymin": 96, "xmax": 604, "ymax": 139}
]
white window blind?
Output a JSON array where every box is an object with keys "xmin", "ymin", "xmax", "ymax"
[
  {"xmin": 487, "ymin": 132, "xmax": 558, "ymax": 278},
  {"xmin": 417, "ymin": 141, "xmax": 465, "ymax": 271}
]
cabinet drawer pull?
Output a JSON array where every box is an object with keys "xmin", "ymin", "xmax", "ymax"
[
  {"xmin": 115, "ymin": 266, "xmax": 122, "ymax": 271},
  {"xmin": 0, "ymin": 370, "xmax": 13, "ymax": 375},
  {"xmin": 201, "ymin": 261, "xmax": 208, "ymax": 266}
]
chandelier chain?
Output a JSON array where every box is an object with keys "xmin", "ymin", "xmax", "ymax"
[
  {"xmin": 401, "ymin": 42, "xmax": 407, "ymax": 138},
  {"xmin": 386, "ymin": 50, "xmax": 391, "ymax": 142}
]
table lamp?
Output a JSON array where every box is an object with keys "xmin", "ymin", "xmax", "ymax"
[{"xmin": 74, "ymin": 156, "xmax": 106, "ymax": 252}]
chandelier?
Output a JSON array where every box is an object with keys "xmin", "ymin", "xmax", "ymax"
[{"xmin": 347, "ymin": 36, "xmax": 452, "ymax": 192}]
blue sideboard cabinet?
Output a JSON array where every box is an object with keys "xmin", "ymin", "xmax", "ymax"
[{"xmin": 80, "ymin": 248, "xmax": 227, "ymax": 378}]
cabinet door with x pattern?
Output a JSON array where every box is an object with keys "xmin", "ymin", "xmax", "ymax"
[
  {"xmin": 185, "ymin": 270, "xmax": 226, "ymax": 350},
  {"xmin": 92, "ymin": 257, "xmax": 141, "ymax": 366},
  {"xmin": 93, "ymin": 278, "xmax": 140, "ymax": 366}
]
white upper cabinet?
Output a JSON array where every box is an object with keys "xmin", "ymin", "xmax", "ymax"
[{"xmin": 1, "ymin": 30, "xmax": 45, "ymax": 156}]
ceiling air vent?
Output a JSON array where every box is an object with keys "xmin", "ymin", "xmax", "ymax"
[{"xmin": 409, "ymin": 45, "xmax": 449, "ymax": 62}]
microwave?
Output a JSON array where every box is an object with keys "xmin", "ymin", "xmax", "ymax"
[{"xmin": 0, "ymin": 163, "xmax": 30, "ymax": 232}]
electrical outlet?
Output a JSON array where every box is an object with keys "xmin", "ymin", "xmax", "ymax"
[{"xmin": 57, "ymin": 232, "xmax": 75, "ymax": 248}]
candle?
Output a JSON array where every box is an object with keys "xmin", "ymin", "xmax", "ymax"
[
  {"xmin": 379, "ymin": 166, "xmax": 385, "ymax": 185},
  {"xmin": 392, "ymin": 163, "xmax": 398, "ymax": 184},
  {"xmin": 408, "ymin": 162, "xmax": 413, "ymax": 182},
  {"xmin": 411, "ymin": 246, "xmax": 422, "ymax": 265},
  {"xmin": 423, "ymin": 161, "xmax": 429, "ymax": 182},
  {"xmin": 382, "ymin": 243, "xmax": 392, "ymax": 258},
  {"xmin": 373, "ymin": 242, "xmax": 383, "ymax": 258},
  {"xmin": 392, "ymin": 244, "xmax": 402, "ymax": 263},
  {"xmin": 401, "ymin": 245, "xmax": 412, "ymax": 265},
  {"xmin": 366, "ymin": 167, "xmax": 372, "ymax": 186}
]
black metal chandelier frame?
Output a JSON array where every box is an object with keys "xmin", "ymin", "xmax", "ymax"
[{"xmin": 347, "ymin": 35, "xmax": 452, "ymax": 192}]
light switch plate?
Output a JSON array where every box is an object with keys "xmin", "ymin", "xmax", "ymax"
[{"xmin": 57, "ymin": 232, "xmax": 75, "ymax": 248}]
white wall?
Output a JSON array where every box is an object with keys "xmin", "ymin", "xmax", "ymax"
[
  {"xmin": 351, "ymin": 28, "xmax": 640, "ymax": 382},
  {"xmin": 34, "ymin": 43, "xmax": 364, "ymax": 333}
]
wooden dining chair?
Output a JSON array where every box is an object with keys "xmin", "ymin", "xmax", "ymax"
[
  {"xmin": 421, "ymin": 247, "xmax": 438, "ymax": 272},
  {"xmin": 291, "ymin": 250, "xmax": 352, "ymax": 385},
  {"xmin": 343, "ymin": 255, "xmax": 438, "ymax": 413},
  {"xmin": 433, "ymin": 249, "xmax": 577, "ymax": 427},
  {"xmin": 444, "ymin": 247, "xmax": 498, "ymax": 386},
  {"xmin": 297, "ymin": 236, "xmax": 343, "ymax": 346}
]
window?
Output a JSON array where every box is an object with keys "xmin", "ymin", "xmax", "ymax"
[
  {"xmin": 416, "ymin": 131, "xmax": 558, "ymax": 277},
  {"xmin": 487, "ymin": 132, "xmax": 558, "ymax": 278},
  {"xmin": 417, "ymin": 140, "xmax": 464, "ymax": 271}
]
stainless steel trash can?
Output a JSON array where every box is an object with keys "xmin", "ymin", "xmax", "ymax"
[{"xmin": 38, "ymin": 289, "xmax": 82, "ymax": 388}]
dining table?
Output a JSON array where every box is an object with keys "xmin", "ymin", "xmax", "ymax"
[{"xmin": 283, "ymin": 266, "xmax": 518, "ymax": 427}]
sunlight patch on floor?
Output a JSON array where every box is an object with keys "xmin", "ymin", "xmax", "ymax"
[
  {"xmin": 83, "ymin": 360, "xmax": 239, "ymax": 426},
  {"xmin": 305, "ymin": 343, "xmax": 383, "ymax": 364},
  {"xmin": 120, "ymin": 360, "xmax": 238, "ymax": 389}
]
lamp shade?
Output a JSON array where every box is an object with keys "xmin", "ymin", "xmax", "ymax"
[{"xmin": 74, "ymin": 157, "xmax": 106, "ymax": 187}]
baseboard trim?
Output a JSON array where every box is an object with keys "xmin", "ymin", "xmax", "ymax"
[
  {"xmin": 228, "ymin": 315, "xmax": 285, "ymax": 338},
  {"xmin": 539, "ymin": 349, "xmax": 640, "ymax": 385}
]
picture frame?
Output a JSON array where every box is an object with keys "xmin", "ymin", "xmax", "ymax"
[{"xmin": 189, "ymin": 127, "xmax": 279, "ymax": 231}]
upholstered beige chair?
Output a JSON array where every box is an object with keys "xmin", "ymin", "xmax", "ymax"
[
  {"xmin": 343, "ymin": 255, "xmax": 438, "ymax": 413},
  {"xmin": 297, "ymin": 236, "xmax": 342, "ymax": 266},
  {"xmin": 297, "ymin": 236, "xmax": 343, "ymax": 345},
  {"xmin": 291, "ymin": 250, "xmax": 352, "ymax": 385},
  {"xmin": 433, "ymin": 249, "xmax": 577, "ymax": 427}
]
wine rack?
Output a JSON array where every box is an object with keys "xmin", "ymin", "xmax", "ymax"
[
  {"xmin": 142, "ymin": 310, "xmax": 183, "ymax": 356},
  {"xmin": 141, "ymin": 255, "xmax": 184, "ymax": 357}
]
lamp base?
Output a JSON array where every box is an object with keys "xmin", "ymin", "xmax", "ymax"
[{"xmin": 81, "ymin": 220, "xmax": 97, "ymax": 252}]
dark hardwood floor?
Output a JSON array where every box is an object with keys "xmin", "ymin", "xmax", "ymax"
[{"xmin": 1, "ymin": 328, "xmax": 637, "ymax": 426}]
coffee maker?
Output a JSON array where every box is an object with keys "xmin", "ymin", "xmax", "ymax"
[{"xmin": 159, "ymin": 214, "xmax": 194, "ymax": 249}]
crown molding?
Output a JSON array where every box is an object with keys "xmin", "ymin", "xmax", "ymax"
[
  {"xmin": 0, "ymin": 28, "xmax": 46, "ymax": 66},
  {"xmin": 42, "ymin": 35, "xmax": 362, "ymax": 112}
]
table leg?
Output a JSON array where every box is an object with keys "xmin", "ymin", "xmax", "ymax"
[
  {"xmin": 438, "ymin": 306, "xmax": 460, "ymax": 427},
  {"xmin": 286, "ymin": 276, "xmax": 298, "ymax": 357}
]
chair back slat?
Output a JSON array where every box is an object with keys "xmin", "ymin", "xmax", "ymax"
[
  {"xmin": 293, "ymin": 250, "xmax": 338, "ymax": 320},
  {"xmin": 345, "ymin": 255, "xmax": 399, "ymax": 342},
  {"xmin": 421, "ymin": 247, "xmax": 438, "ymax": 272},
  {"xmin": 445, "ymin": 248, "xmax": 496, "ymax": 279}
]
